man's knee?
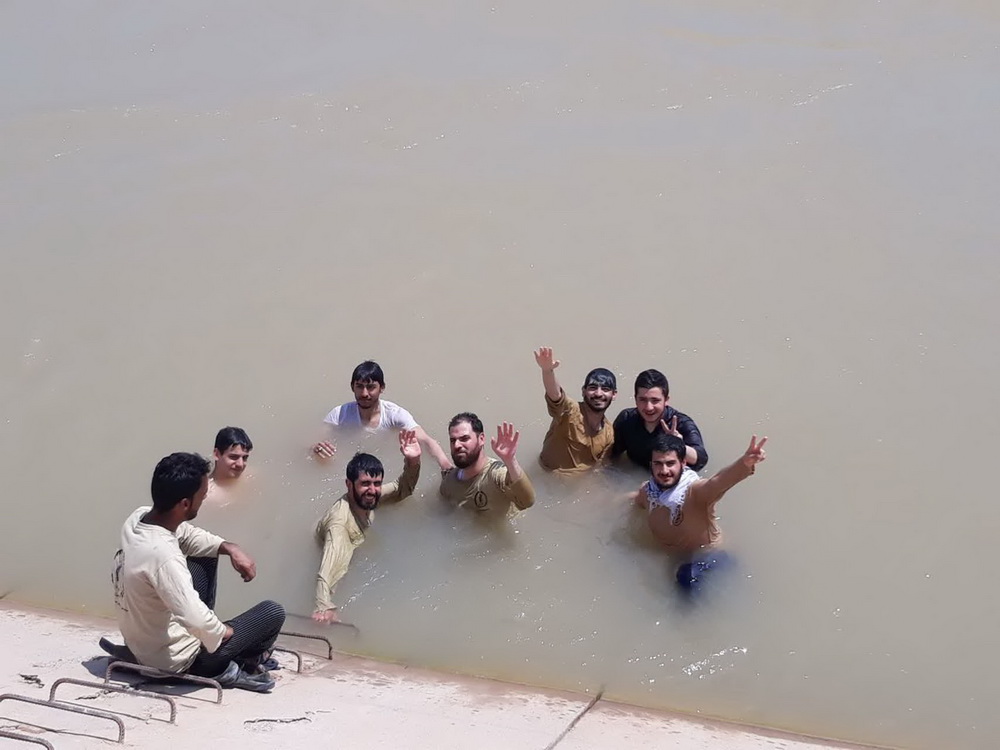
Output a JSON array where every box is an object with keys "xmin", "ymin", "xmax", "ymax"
[{"xmin": 258, "ymin": 599, "xmax": 286, "ymax": 628}]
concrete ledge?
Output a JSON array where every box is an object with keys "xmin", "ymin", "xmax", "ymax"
[{"xmin": 0, "ymin": 604, "xmax": 882, "ymax": 750}]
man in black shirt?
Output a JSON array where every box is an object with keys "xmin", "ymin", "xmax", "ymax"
[{"xmin": 611, "ymin": 369, "xmax": 708, "ymax": 471}]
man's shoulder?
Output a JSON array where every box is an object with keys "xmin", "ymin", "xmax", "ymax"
[
  {"xmin": 613, "ymin": 408, "xmax": 640, "ymax": 426},
  {"xmin": 483, "ymin": 458, "xmax": 509, "ymax": 482},
  {"xmin": 324, "ymin": 402, "xmax": 359, "ymax": 425},
  {"xmin": 380, "ymin": 400, "xmax": 417, "ymax": 427}
]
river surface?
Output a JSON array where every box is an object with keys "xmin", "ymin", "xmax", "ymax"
[{"xmin": 2, "ymin": 2, "xmax": 999, "ymax": 748}]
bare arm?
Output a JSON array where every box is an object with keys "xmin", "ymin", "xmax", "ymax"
[
  {"xmin": 412, "ymin": 425, "xmax": 452, "ymax": 471},
  {"xmin": 692, "ymin": 435, "xmax": 767, "ymax": 506},
  {"xmin": 534, "ymin": 347, "xmax": 563, "ymax": 401}
]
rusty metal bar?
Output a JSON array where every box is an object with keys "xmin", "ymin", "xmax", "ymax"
[
  {"xmin": 104, "ymin": 661, "xmax": 223, "ymax": 704},
  {"xmin": 270, "ymin": 646, "xmax": 303, "ymax": 673},
  {"xmin": 278, "ymin": 631, "xmax": 335, "ymax": 659},
  {"xmin": 49, "ymin": 677, "xmax": 177, "ymax": 724},
  {"xmin": 0, "ymin": 693, "xmax": 125, "ymax": 743},
  {"xmin": 0, "ymin": 729, "xmax": 55, "ymax": 749}
]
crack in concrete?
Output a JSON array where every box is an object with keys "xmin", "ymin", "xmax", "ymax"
[
  {"xmin": 542, "ymin": 688, "xmax": 604, "ymax": 750},
  {"xmin": 244, "ymin": 716, "xmax": 311, "ymax": 726}
]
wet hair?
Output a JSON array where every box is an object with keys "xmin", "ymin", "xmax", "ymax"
[
  {"xmin": 650, "ymin": 433, "xmax": 686, "ymax": 462},
  {"xmin": 214, "ymin": 426, "xmax": 253, "ymax": 453},
  {"xmin": 351, "ymin": 360, "xmax": 385, "ymax": 388},
  {"xmin": 448, "ymin": 412, "xmax": 484, "ymax": 435},
  {"xmin": 583, "ymin": 367, "xmax": 617, "ymax": 391},
  {"xmin": 150, "ymin": 452, "xmax": 211, "ymax": 512},
  {"xmin": 634, "ymin": 369, "xmax": 669, "ymax": 398},
  {"xmin": 345, "ymin": 452, "xmax": 385, "ymax": 482}
]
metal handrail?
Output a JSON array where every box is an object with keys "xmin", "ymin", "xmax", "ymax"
[
  {"xmin": 49, "ymin": 677, "xmax": 177, "ymax": 724},
  {"xmin": 104, "ymin": 661, "xmax": 223, "ymax": 704},
  {"xmin": 0, "ymin": 692, "xmax": 125, "ymax": 743}
]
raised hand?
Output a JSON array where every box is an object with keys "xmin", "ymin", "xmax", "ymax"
[
  {"xmin": 741, "ymin": 435, "xmax": 768, "ymax": 469},
  {"xmin": 399, "ymin": 428, "xmax": 422, "ymax": 460},
  {"xmin": 490, "ymin": 421, "xmax": 521, "ymax": 465},
  {"xmin": 313, "ymin": 441, "xmax": 336, "ymax": 459},
  {"xmin": 660, "ymin": 415, "xmax": 682, "ymax": 438},
  {"xmin": 533, "ymin": 347, "xmax": 560, "ymax": 372}
]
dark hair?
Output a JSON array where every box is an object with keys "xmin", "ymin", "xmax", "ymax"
[
  {"xmin": 650, "ymin": 434, "xmax": 686, "ymax": 461},
  {"xmin": 351, "ymin": 360, "xmax": 385, "ymax": 388},
  {"xmin": 345, "ymin": 452, "xmax": 385, "ymax": 482},
  {"xmin": 583, "ymin": 367, "xmax": 617, "ymax": 391},
  {"xmin": 634, "ymin": 369, "xmax": 669, "ymax": 397},
  {"xmin": 214, "ymin": 426, "xmax": 253, "ymax": 453},
  {"xmin": 150, "ymin": 452, "xmax": 211, "ymax": 512},
  {"xmin": 448, "ymin": 412, "xmax": 484, "ymax": 434}
]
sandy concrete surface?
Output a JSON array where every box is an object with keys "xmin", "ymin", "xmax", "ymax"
[{"xmin": 0, "ymin": 605, "xmax": 881, "ymax": 750}]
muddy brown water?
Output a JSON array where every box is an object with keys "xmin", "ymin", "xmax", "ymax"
[{"xmin": 2, "ymin": 2, "xmax": 998, "ymax": 748}]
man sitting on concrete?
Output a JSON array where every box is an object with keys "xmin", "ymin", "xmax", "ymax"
[{"xmin": 111, "ymin": 452, "xmax": 285, "ymax": 691}]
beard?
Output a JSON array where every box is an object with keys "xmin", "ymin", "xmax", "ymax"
[
  {"xmin": 583, "ymin": 395, "xmax": 611, "ymax": 414},
  {"xmin": 451, "ymin": 443, "xmax": 483, "ymax": 469},
  {"xmin": 351, "ymin": 487, "xmax": 381, "ymax": 511}
]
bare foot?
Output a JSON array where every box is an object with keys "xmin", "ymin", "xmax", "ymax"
[{"xmin": 311, "ymin": 608, "xmax": 340, "ymax": 624}]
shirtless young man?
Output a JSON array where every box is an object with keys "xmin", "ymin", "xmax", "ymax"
[
  {"xmin": 312, "ymin": 360, "xmax": 451, "ymax": 470},
  {"xmin": 439, "ymin": 413, "xmax": 535, "ymax": 518},
  {"xmin": 533, "ymin": 347, "xmax": 617, "ymax": 474},
  {"xmin": 211, "ymin": 427, "xmax": 253, "ymax": 486},
  {"xmin": 312, "ymin": 430, "xmax": 421, "ymax": 624},
  {"xmin": 634, "ymin": 433, "xmax": 767, "ymax": 590}
]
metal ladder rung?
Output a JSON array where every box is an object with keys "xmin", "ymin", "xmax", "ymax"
[
  {"xmin": 0, "ymin": 692, "xmax": 125, "ymax": 743},
  {"xmin": 278, "ymin": 631, "xmax": 336, "ymax": 659},
  {"xmin": 49, "ymin": 676, "xmax": 177, "ymax": 724},
  {"xmin": 0, "ymin": 728, "xmax": 55, "ymax": 749}
]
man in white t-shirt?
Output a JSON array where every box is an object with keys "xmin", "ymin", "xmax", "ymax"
[{"xmin": 312, "ymin": 360, "xmax": 451, "ymax": 470}]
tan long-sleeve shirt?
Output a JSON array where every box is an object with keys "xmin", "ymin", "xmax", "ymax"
[{"xmin": 313, "ymin": 460, "xmax": 420, "ymax": 612}]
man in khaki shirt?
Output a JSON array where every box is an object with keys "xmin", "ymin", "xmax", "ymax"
[
  {"xmin": 440, "ymin": 413, "xmax": 535, "ymax": 517},
  {"xmin": 534, "ymin": 347, "xmax": 617, "ymax": 474},
  {"xmin": 312, "ymin": 430, "xmax": 421, "ymax": 624}
]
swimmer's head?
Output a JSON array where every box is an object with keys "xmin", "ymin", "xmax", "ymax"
[
  {"xmin": 345, "ymin": 452, "xmax": 386, "ymax": 511},
  {"xmin": 448, "ymin": 412, "xmax": 485, "ymax": 469},
  {"xmin": 213, "ymin": 426, "xmax": 253, "ymax": 480},
  {"xmin": 582, "ymin": 368, "xmax": 618, "ymax": 414},
  {"xmin": 650, "ymin": 434, "xmax": 686, "ymax": 489},
  {"xmin": 634, "ymin": 369, "xmax": 670, "ymax": 424},
  {"xmin": 151, "ymin": 452, "xmax": 211, "ymax": 520},
  {"xmin": 350, "ymin": 360, "xmax": 386, "ymax": 409}
]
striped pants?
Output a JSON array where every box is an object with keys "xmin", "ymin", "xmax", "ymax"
[{"xmin": 186, "ymin": 557, "xmax": 286, "ymax": 677}]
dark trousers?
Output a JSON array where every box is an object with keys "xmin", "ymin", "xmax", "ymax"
[{"xmin": 186, "ymin": 557, "xmax": 286, "ymax": 677}]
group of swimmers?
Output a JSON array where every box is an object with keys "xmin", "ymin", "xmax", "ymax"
[{"xmin": 109, "ymin": 350, "xmax": 767, "ymax": 693}]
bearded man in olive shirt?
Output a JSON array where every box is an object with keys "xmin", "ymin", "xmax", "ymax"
[
  {"xmin": 611, "ymin": 369, "xmax": 708, "ymax": 471},
  {"xmin": 534, "ymin": 347, "xmax": 617, "ymax": 474}
]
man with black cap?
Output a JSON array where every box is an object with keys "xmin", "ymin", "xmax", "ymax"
[{"xmin": 533, "ymin": 347, "xmax": 618, "ymax": 474}]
